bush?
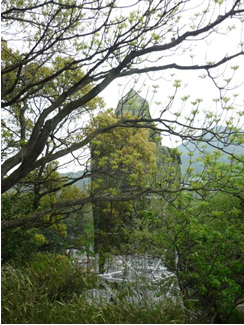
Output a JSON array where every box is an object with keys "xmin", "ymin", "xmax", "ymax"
[
  {"xmin": 1, "ymin": 228, "xmax": 40, "ymax": 264},
  {"xmin": 1, "ymin": 252, "xmax": 94, "ymax": 323},
  {"xmin": 27, "ymin": 252, "xmax": 95, "ymax": 302}
]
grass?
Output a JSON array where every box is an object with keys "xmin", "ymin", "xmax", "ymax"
[
  {"xmin": 1, "ymin": 253, "xmax": 189, "ymax": 324},
  {"xmin": 3, "ymin": 252, "xmax": 243, "ymax": 324}
]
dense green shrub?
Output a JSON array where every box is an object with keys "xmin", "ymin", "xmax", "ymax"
[
  {"xmin": 1, "ymin": 252, "xmax": 93, "ymax": 323},
  {"xmin": 27, "ymin": 252, "xmax": 96, "ymax": 301},
  {"xmin": 160, "ymin": 162, "xmax": 244, "ymax": 324},
  {"xmin": 1, "ymin": 228, "xmax": 41, "ymax": 264}
]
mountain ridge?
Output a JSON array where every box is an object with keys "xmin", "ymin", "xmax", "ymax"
[{"xmin": 177, "ymin": 125, "xmax": 244, "ymax": 174}]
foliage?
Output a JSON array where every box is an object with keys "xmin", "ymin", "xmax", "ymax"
[
  {"xmin": 160, "ymin": 159, "xmax": 244, "ymax": 323},
  {"xmin": 90, "ymin": 111, "xmax": 157, "ymax": 266},
  {"xmin": 1, "ymin": 1, "xmax": 244, "ymax": 323},
  {"xmin": 2, "ymin": 256, "xmax": 188, "ymax": 324},
  {"xmin": 1, "ymin": 253, "xmax": 93, "ymax": 310},
  {"xmin": 178, "ymin": 126, "xmax": 244, "ymax": 174},
  {"xmin": 1, "ymin": 165, "xmax": 92, "ymax": 258},
  {"xmin": 90, "ymin": 111, "xmax": 157, "ymax": 192},
  {"xmin": 2, "ymin": 0, "xmax": 243, "ymax": 202},
  {"xmin": 27, "ymin": 253, "xmax": 95, "ymax": 301},
  {"xmin": 1, "ymin": 192, "xmax": 45, "ymax": 263},
  {"xmin": 1, "ymin": 227, "xmax": 43, "ymax": 264}
]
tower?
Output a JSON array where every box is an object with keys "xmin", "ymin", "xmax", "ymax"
[{"xmin": 91, "ymin": 90, "xmax": 181, "ymax": 272}]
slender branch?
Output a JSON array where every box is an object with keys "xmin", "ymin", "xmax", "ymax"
[{"xmin": 118, "ymin": 52, "xmax": 244, "ymax": 77}]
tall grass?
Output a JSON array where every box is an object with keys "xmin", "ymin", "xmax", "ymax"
[{"xmin": 1, "ymin": 253, "xmax": 189, "ymax": 324}]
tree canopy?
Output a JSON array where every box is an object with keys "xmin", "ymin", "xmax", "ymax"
[{"xmin": 1, "ymin": 0, "xmax": 244, "ymax": 227}]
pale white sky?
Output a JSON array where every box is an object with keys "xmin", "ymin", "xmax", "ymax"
[
  {"xmin": 101, "ymin": 0, "xmax": 244, "ymax": 143},
  {"xmin": 62, "ymin": 2, "xmax": 244, "ymax": 172},
  {"xmin": 3, "ymin": 0, "xmax": 244, "ymax": 173},
  {"xmin": 101, "ymin": 34, "xmax": 244, "ymax": 147}
]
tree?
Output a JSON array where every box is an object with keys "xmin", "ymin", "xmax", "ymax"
[
  {"xmin": 1, "ymin": 0, "xmax": 244, "ymax": 229},
  {"xmin": 1, "ymin": 161, "xmax": 92, "ymax": 261},
  {"xmin": 160, "ymin": 157, "xmax": 244, "ymax": 323}
]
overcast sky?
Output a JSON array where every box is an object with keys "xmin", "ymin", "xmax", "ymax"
[
  {"xmin": 101, "ymin": 7, "xmax": 244, "ymax": 147},
  {"xmin": 62, "ymin": 2, "xmax": 244, "ymax": 172},
  {"xmin": 4, "ymin": 1, "xmax": 243, "ymax": 172}
]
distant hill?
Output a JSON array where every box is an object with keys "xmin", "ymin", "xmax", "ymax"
[
  {"xmin": 177, "ymin": 126, "xmax": 244, "ymax": 174},
  {"xmin": 61, "ymin": 126, "xmax": 243, "ymax": 187},
  {"xmin": 60, "ymin": 170, "xmax": 90, "ymax": 189}
]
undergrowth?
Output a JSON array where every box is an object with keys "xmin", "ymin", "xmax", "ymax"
[
  {"xmin": 3, "ymin": 252, "xmax": 243, "ymax": 324},
  {"xmin": 1, "ymin": 252, "xmax": 189, "ymax": 324}
]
